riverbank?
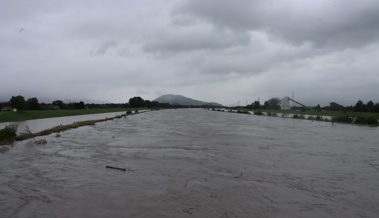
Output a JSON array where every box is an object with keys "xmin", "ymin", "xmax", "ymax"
[
  {"xmin": 0, "ymin": 110, "xmax": 148, "ymax": 145},
  {"xmin": 245, "ymin": 109, "xmax": 379, "ymax": 119},
  {"xmin": 0, "ymin": 108, "xmax": 146, "ymax": 123},
  {"xmin": 226, "ymin": 108, "xmax": 379, "ymax": 126}
]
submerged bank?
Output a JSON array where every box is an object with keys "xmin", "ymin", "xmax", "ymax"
[
  {"xmin": 210, "ymin": 108, "xmax": 379, "ymax": 126},
  {"xmin": 0, "ymin": 110, "xmax": 147, "ymax": 145}
]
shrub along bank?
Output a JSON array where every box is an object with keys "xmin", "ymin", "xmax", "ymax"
[{"xmin": 210, "ymin": 109, "xmax": 378, "ymax": 126}]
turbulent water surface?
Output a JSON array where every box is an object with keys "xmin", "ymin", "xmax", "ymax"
[{"xmin": 1, "ymin": 109, "xmax": 378, "ymax": 218}]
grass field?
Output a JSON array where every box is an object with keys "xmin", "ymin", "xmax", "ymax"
[{"xmin": 0, "ymin": 108, "xmax": 144, "ymax": 123}]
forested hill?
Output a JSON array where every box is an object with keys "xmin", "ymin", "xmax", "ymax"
[{"xmin": 154, "ymin": 94, "xmax": 223, "ymax": 107}]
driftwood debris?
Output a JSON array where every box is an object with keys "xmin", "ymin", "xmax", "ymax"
[
  {"xmin": 182, "ymin": 208, "xmax": 194, "ymax": 215},
  {"xmin": 106, "ymin": 166, "xmax": 126, "ymax": 171}
]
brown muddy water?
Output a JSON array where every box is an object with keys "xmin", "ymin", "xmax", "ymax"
[{"xmin": 1, "ymin": 109, "xmax": 378, "ymax": 218}]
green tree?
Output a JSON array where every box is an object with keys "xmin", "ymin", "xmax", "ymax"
[
  {"xmin": 263, "ymin": 101, "xmax": 270, "ymax": 109},
  {"xmin": 247, "ymin": 101, "xmax": 260, "ymax": 109},
  {"xmin": 150, "ymin": 101, "xmax": 159, "ymax": 108},
  {"xmin": 52, "ymin": 100, "xmax": 65, "ymax": 109},
  {"xmin": 26, "ymin": 97, "xmax": 41, "ymax": 110},
  {"xmin": 374, "ymin": 103, "xmax": 379, "ymax": 113},
  {"xmin": 144, "ymin": 100, "xmax": 151, "ymax": 108},
  {"xmin": 268, "ymin": 98, "xmax": 281, "ymax": 110},
  {"xmin": 366, "ymin": 100, "xmax": 375, "ymax": 112},
  {"xmin": 353, "ymin": 100, "xmax": 365, "ymax": 112},
  {"xmin": 10, "ymin": 95, "xmax": 26, "ymax": 111},
  {"xmin": 252, "ymin": 101, "xmax": 261, "ymax": 109},
  {"xmin": 129, "ymin": 96, "xmax": 146, "ymax": 108},
  {"xmin": 329, "ymin": 102, "xmax": 344, "ymax": 111},
  {"xmin": 76, "ymin": 101, "xmax": 85, "ymax": 109}
]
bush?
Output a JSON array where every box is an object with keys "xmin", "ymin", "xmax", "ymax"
[
  {"xmin": 331, "ymin": 116, "xmax": 353, "ymax": 123},
  {"xmin": 292, "ymin": 114, "xmax": 305, "ymax": 119},
  {"xmin": 254, "ymin": 111, "xmax": 263, "ymax": 115},
  {"xmin": 366, "ymin": 117, "xmax": 378, "ymax": 125},
  {"xmin": 0, "ymin": 146, "xmax": 10, "ymax": 153},
  {"xmin": 315, "ymin": 115, "xmax": 323, "ymax": 121},
  {"xmin": 126, "ymin": 110, "xmax": 132, "ymax": 114},
  {"xmin": 355, "ymin": 116, "xmax": 378, "ymax": 125},
  {"xmin": 237, "ymin": 110, "xmax": 250, "ymax": 114},
  {"xmin": 17, "ymin": 126, "xmax": 33, "ymax": 139},
  {"xmin": 0, "ymin": 124, "xmax": 18, "ymax": 141}
]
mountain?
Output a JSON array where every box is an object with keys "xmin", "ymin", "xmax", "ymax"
[{"xmin": 154, "ymin": 94, "xmax": 223, "ymax": 107}]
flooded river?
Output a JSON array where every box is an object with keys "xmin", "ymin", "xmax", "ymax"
[{"xmin": 1, "ymin": 109, "xmax": 378, "ymax": 217}]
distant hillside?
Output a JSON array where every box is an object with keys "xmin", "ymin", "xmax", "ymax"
[{"xmin": 154, "ymin": 94, "xmax": 223, "ymax": 107}]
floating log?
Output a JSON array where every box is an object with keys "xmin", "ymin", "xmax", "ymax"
[{"xmin": 106, "ymin": 166, "xmax": 126, "ymax": 171}]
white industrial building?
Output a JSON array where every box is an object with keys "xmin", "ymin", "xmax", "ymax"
[{"xmin": 281, "ymin": 97, "xmax": 291, "ymax": 110}]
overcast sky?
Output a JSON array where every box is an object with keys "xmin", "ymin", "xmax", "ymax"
[{"xmin": 1, "ymin": 0, "xmax": 379, "ymax": 106}]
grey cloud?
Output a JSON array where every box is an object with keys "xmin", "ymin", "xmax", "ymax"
[
  {"xmin": 96, "ymin": 40, "xmax": 117, "ymax": 55},
  {"xmin": 143, "ymin": 25, "xmax": 250, "ymax": 54},
  {"xmin": 1, "ymin": 0, "xmax": 379, "ymax": 106},
  {"xmin": 174, "ymin": 0, "xmax": 379, "ymax": 49}
]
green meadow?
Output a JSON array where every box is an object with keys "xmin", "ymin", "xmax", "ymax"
[{"xmin": 246, "ymin": 109, "xmax": 379, "ymax": 119}]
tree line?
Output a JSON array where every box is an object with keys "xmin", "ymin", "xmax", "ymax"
[
  {"xmin": 319, "ymin": 100, "xmax": 379, "ymax": 112},
  {"xmin": 245, "ymin": 97, "xmax": 379, "ymax": 113},
  {"xmin": 246, "ymin": 98, "xmax": 282, "ymax": 110},
  {"xmin": 0, "ymin": 95, "xmax": 174, "ymax": 112},
  {"xmin": 0, "ymin": 96, "xmax": 87, "ymax": 111}
]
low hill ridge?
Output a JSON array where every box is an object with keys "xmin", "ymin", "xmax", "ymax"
[{"xmin": 154, "ymin": 94, "xmax": 223, "ymax": 107}]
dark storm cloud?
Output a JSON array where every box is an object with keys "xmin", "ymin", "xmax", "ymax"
[{"xmin": 174, "ymin": 0, "xmax": 379, "ymax": 48}]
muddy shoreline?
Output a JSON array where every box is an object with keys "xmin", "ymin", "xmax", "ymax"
[{"xmin": 1, "ymin": 109, "xmax": 378, "ymax": 217}]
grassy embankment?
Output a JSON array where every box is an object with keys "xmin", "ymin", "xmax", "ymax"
[
  {"xmin": 247, "ymin": 109, "xmax": 379, "ymax": 119},
  {"xmin": 0, "ymin": 108, "xmax": 144, "ymax": 123},
  {"xmin": 223, "ymin": 108, "xmax": 379, "ymax": 126},
  {"xmin": 0, "ymin": 108, "xmax": 150, "ymax": 145}
]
